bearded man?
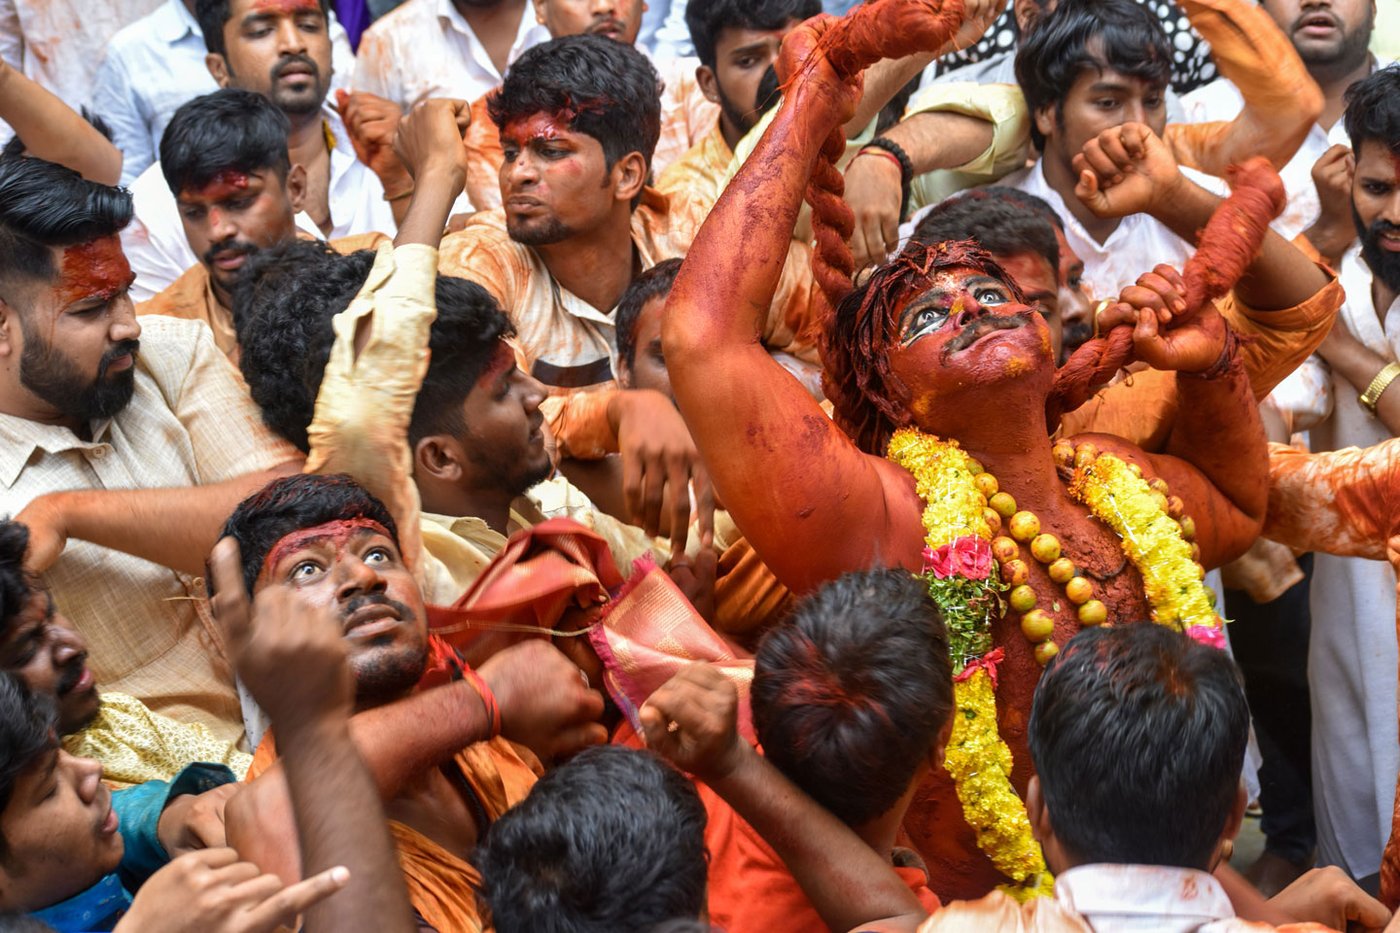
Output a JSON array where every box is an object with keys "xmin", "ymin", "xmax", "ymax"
[{"xmin": 663, "ymin": 3, "xmax": 1275, "ymax": 901}]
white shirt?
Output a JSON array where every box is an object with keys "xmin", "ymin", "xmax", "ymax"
[
  {"xmin": 352, "ymin": 0, "xmax": 551, "ymax": 108},
  {"xmin": 92, "ymin": 0, "xmax": 358, "ymax": 187},
  {"xmin": 121, "ymin": 106, "xmax": 397, "ymax": 303},
  {"xmin": 1181, "ymin": 58, "xmax": 1392, "ymax": 241},
  {"xmin": 1274, "ymin": 244, "xmax": 1400, "ymax": 879},
  {"xmin": 1000, "ymin": 158, "xmax": 1225, "ymax": 301},
  {"xmin": 1055, "ymin": 864, "xmax": 1266, "ymax": 932}
]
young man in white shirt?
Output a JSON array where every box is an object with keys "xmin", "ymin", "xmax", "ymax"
[{"xmin": 120, "ymin": 0, "xmax": 394, "ymax": 302}]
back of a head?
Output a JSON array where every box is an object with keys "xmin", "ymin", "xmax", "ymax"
[
  {"xmin": 232, "ymin": 239, "xmax": 376, "ymax": 452},
  {"xmin": 159, "ymin": 88, "xmax": 292, "ymax": 197},
  {"xmin": 1013, "ymin": 0, "xmax": 1172, "ymax": 149},
  {"xmin": 614, "ymin": 257, "xmax": 681, "ymax": 377},
  {"xmin": 913, "ymin": 189, "xmax": 1060, "ymax": 275},
  {"xmin": 1343, "ymin": 64, "xmax": 1400, "ymax": 154},
  {"xmin": 478, "ymin": 745, "xmax": 708, "ymax": 933},
  {"xmin": 753, "ymin": 569, "xmax": 953, "ymax": 826},
  {"xmin": 217, "ymin": 472, "xmax": 399, "ymax": 597},
  {"xmin": 0, "ymin": 158, "xmax": 132, "ymax": 296},
  {"xmin": 685, "ymin": 0, "xmax": 820, "ymax": 68},
  {"xmin": 0, "ymin": 522, "xmax": 33, "ymax": 645},
  {"xmin": 1028, "ymin": 624, "xmax": 1249, "ymax": 870},
  {"xmin": 195, "ymin": 0, "xmax": 330, "ymax": 57},
  {"xmin": 487, "ymin": 35, "xmax": 663, "ymax": 172}
]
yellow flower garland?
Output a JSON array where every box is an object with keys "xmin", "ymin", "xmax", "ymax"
[{"xmin": 888, "ymin": 429, "xmax": 1223, "ymax": 899}]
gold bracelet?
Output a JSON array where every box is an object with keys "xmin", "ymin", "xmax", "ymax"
[{"xmin": 1359, "ymin": 361, "xmax": 1400, "ymax": 414}]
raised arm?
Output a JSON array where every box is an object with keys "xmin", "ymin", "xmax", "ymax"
[
  {"xmin": 0, "ymin": 60, "xmax": 123, "ymax": 185},
  {"xmin": 663, "ymin": 21, "xmax": 912, "ymax": 594}
]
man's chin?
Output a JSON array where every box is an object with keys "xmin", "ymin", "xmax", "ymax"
[{"xmin": 59, "ymin": 688, "xmax": 102, "ymax": 736}]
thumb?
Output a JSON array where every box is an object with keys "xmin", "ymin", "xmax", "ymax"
[{"xmin": 1074, "ymin": 167, "xmax": 1101, "ymax": 209}]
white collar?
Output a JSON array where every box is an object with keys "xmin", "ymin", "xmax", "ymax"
[
  {"xmin": 1055, "ymin": 864, "xmax": 1236, "ymax": 924},
  {"xmin": 154, "ymin": 0, "xmax": 200, "ymax": 44}
]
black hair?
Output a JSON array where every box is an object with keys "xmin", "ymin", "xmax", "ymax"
[
  {"xmin": 0, "ymin": 522, "xmax": 34, "ymax": 645},
  {"xmin": 159, "ymin": 89, "xmax": 292, "ymax": 197},
  {"xmin": 981, "ymin": 185, "xmax": 1066, "ymax": 232},
  {"xmin": 216, "ymin": 473, "xmax": 399, "ymax": 597},
  {"xmin": 232, "ymin": 239, "xmax": 514, "ymax": 453},
  {"xmin": 755, "ymin": 63, "xmax": 782, "ymax": 121},
  {"xmin": 233, "ymin": 239, "xmax": 373, "ymax": 452},
  {"xmin": 913, "ymin": 189, "xmax": 1060, "ymax": 281},
  {"xmin": 478, "ymin": 745, "xmax": 708, "ymax": 933},
  {"xmin": 0, "ymin": 108, "xmax": 114, "ymax": 163},
  {"xmin": 0, "ymin": 673, "xmax": 57, "ymax": 863},
  {"xmin": 1028, "ymin": 624, "xmax": 1249, "ymax": 869},
  {"xmin": 615, "ymin": 258, "xmax": 681, "ymax": 375},
  {"xmin": 487, "ymin": 35, "xmax": 662, "ymax": 174},
  {"xmin": 1344, "ymin": 64, "xmax": 1400, "ymax": 155},
  {"xmin": 752, "ymin": 569, "xmax": 953, "ymax": 826},
  {"xmin": 0, "ymin": 157, "xmax": 132, "ymax": 295},
  {"xmin": 195, "ymin": 0, "xmax": 331, "ymax": 57},
  {"xmin": 1013, "ymin": 0, "xmax": 1172, "ymax": 150},
  {"xmin": 685, "ymin": 0, "xmax": 819, "ymax": 69}
]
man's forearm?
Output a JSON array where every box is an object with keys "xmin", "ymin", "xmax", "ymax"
[
  {"xmin": 708, "ymin": 747, "xmax": 926, "ymax": 932},
  {"xmin": 393, "ymin": 164, "xmax": 464, "ymax": 248},
  {"xmin": 347, "ymin": 678, "xmax": 495, "ymax": 799},
  {"xmin": 279, "ymin": 717, "xmax": 415, "ymax": 932},
  {"xmin": 883, "ymin": 109, "xmax": 995, "ymax": 175},
  {"xmin": 0, "ymin": 62, "xmax": 123, "ymax": 185},
  {"xmin": 1318, "ymin": 337, "xmax": 1400, "ymax": 436},
  {"xmin": 39, "ymin": 462, "xmax": 301, "ymax": 576},
  {"xmin": 845, "ymin": 52, "xmax": 937, "ymax": 138},
  {"xmin": 1152, "ymin": 178, "xmax": 1328, "ymax": 311}
]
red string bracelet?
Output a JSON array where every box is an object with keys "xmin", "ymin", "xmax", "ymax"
[{"xmin": 462, "ymin": 668, "xmax": 502, "ymax": 738}]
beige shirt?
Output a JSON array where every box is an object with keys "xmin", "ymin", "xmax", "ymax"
[
  {"xmin": 306, "ymin": 242, "xmax": 666, "ymax": 606},
  {"xmin": 0, "ymin": 315, "xmax": 299, "ymax": 741}
]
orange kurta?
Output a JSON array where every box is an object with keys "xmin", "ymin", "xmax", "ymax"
[
  {"xmin": 137, "ymin": 231, "xmax": 387, "ymax": 359},
  {"xmin": 1058, "ymin": 257, "xmax": 1342, "ymax": 449}
]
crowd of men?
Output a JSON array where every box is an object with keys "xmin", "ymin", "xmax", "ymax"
[{"xmin": 0, "ymin": 0, "xmax": 1398, "ymax": 929}]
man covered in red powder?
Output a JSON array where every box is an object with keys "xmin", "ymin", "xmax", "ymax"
[{"xmin": 662, "ymin": 1, "xmax": 1279, "ymax": 901}]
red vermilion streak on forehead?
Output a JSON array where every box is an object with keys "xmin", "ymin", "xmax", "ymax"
[
  {"xmin": 260, "ymin": 518, "xmax": 394, "ymax": 587},
  {"xmin": 250, "ymin": 0, "xmax": 321, "ymax": 14},
  {"xmin": 190, "ymin": 169, "xmax": 250, "ymax": 202},
  {"xmin": 500, "ymin": 112, "xmax": 571, "ymax": 149},
  {"xmin": 57, "ymin": 237, "xmax": 133, "ymax": 305},
  {"xmin": 477, "ymin": 341, "xmax": 515, "ymax": 388}
]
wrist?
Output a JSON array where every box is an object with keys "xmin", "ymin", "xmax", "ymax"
[
  {"xmin": 699, "ymin": 735, "xmax": 757, "ymax": 787},
  {"xmin": 462, "ymin": 667, "xmax": 502, "ymax": 738},
  {"xmin": 272, "ymin": 709, "xmax": 353, "ymax": 746},
  {"xmin": 1153, "ymin": 175, "xmax": 1215, "ymax": 238}
]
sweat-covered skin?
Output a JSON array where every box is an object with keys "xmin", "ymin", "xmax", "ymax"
[{"xmin": 662, "ymin": 1, "xmax": 1272, "ymax": 899}]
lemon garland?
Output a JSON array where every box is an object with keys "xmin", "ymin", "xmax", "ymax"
[{"xmin": 888, "ymin": 429, "xmax": 1224, "ymax": 899}]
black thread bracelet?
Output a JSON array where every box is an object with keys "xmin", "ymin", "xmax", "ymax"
[{"xmin": 862, "ymin": 136, "xmax": 914, "ymax": 221}]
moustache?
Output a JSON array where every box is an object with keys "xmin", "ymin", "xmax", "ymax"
[
  {"xmin": 341, "ymin": 592, "xmax": 416, "ymax": 626},
  {"xmin": 98, "ymin": 340, "xmax": 140, "ymax": 378},
  {"xmin": 943, "ymin": 311, "xmax": 1032, "ymax": 358},
  {"xmin": 1291, "ymin": 8, "xmax": 1341, "ymax": 32},
  {"xmin": 588, "ymin": 17, "xmax": 625, "ymax": 34},
  {"xmin": 56, "ymin": 653, "xmax": 89, "ymax": 695},
  {"xmin": 271, "ymin": 54, "xmax": 321, "ymax": 82},
  {"xmin": 202, "ymin": 238, "xmax": 259, "ymax": 267},
  {"xmin": 1364, "ymin": 220, "xmax": 1400, "ymax": 241}
]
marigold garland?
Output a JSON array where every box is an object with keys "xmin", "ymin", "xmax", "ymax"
[{"xmin": 887, "ymin": 428, "xmax": 1225, "ymax": 900}]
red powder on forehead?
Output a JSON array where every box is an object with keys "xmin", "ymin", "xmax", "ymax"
[
  {"xmin": 250, "ymin": 0, "xmax": 321, "ymax": 13},
  {"xmin": 477, "ymin": 341, "xmax": 515, "ymax": 388},
  {"xmin": 57, "ymin": 237, "xmax": 133, "ymax": 305},
  {"xmin": 260, "ymin": 518, "xmax": 393, "ymax": 585},
  {"xmin": 190, "ymin": 169, "xmax": 250, "ymax": 202},
  {"xmin": 499, "ymin": 95, "xmax": 609, "ymax": 147}
]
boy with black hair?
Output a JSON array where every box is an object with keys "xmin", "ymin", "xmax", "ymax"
[
  {"xmin": 139, "ymin": 88, "xmax": 386, "ymax": 358},
  {"xmin": 614, "ymin": 258, "xmax": 682, "ymax": 399},
  {"xmin": 122, "ymin": 0, "xmax": 395, "ymax": 303},
  {"xmin": 0, "ymin": 155, "xmax": 302, "ymax": 742},
  {"xmin": 477, "ymin": 745, "xmax": 710, "ymax": 933}
]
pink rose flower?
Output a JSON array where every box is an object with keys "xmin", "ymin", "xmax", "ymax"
[
  {"xmin": 951, "ymin": 536, "xmax": 993, "ymax": 580},
  {"xmin": 1186, "ymin": 625, "xmax": 1226, "ymax": 650},
  {"xmin": 924, "ymin": 544, "xmax": 957, "ymax": 579}
]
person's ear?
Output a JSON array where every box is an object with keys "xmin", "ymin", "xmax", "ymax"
[
  {"xmin": 0, "ymin": 296, "xmax": 16, "ymax": 362},
  {"xmin": 1026, "ymin": 775, "xmax": 1051, "ymax": 844},
  {"xmin": 535, "ymin": 0, "xmax": 548, "ymax": 26},
  {"xmin": 612, "ymin": 151, "xmax": 648, "ymax": 204},
  {"xmin": 206, "ymin": 53, "xmax": 232, "ymax": 88},
  {"xmin": 414, "ymin": 435, "xmax": 465, "ymax": 484},
  {"xmin": 1014, "ymin": 0, "xmax": 1048, "ymax": 34},
  {"xmin": 1033, "ymin": 104, "xmax": 1057, "ymax": 145},
  {"xmin": 285, "ymin": 164, "xmax": 308, "ymax": 214},
  {"xmin": 927, "ymin": 714, "xmax": 954, "ymax": 771},
  {"xmin": 696, "ymin": 64, "xmax": 721, "ymax": 106},
  {"xmin": 1222, "ymin": 782, "xmax": 1247, "ymax": 845}
]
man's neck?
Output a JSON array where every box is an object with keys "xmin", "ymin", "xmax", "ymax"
[
  {"xmin": 421, "ymin": 482, "xmax": 519, "ymax": 537},
  {"xmin": 1314, "ymin": 54, "xmax": 1374, "ymax": 130},
  {"xmin": 454, "ymin": 0, "xmax": 529, "ymax": 75},
  {"xmin": 1374, "ymin": 276, "xmax": 1399, "ymax": 319},
  {"xmin": 1040, "ymin": 151, "xmax": 1120, "ymax": 244},
  {"xmin": 0, "ymin": 386, "xmax": 84, "ymax": 435},
  {"xmin": 533, "ymin": 210, "xmax": 640, "ymax": 313}
]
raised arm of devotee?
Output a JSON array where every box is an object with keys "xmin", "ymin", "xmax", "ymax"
[
  {"xmin": 0, "ymin": 59, "xmax": 123, "ymax": 186},
  {"xmin": 640, "ymin": 664, "xmax": 928, "ymax": 933},
  {"xmin": 1163, "ymin": 0, "xmax": 1322, "ymax": 177},
  {"xmin": 664, "ymin": 20, "xmax": 928, "ymax": 594},
  {"xmin": 209, "ymin": 538, "xmax": 416, "ymax": 933},
  {"xmin": 337, "ymin": 90, "xmax": 417, "ymax": 229},
  {"xmin": 17, "ymin": 463, "xmax": 302, "ymax": 577}
]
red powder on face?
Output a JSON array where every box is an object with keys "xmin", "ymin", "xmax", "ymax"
[
  {"xmin": 477, "ymin": 341, "xmax": 515, "ymax": 389},
  {"xmin": 190, "ymin": 169, "xmax": 250, "ymax": 202},
  {"xmin": 500, "ymin": 112, "xmax": 571, "ymax": 150},
  {"xmin": 57, "ymin": 237, "xmax": 134, "ymax": 305},
  {"xmin": 260, "ymin": 518, "xmax": 394, "ymax": 586},
  {"xmin": 250, "ymin": 0, "xmax": 320, "ymax": 14}
]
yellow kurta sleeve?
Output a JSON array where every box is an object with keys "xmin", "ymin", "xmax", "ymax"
[{"xmin": 904, "ymin": 81, "xmax": 1032, "ymax": 211}]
